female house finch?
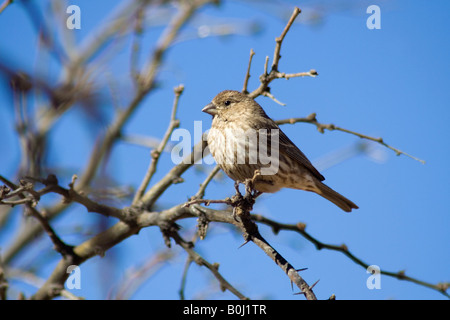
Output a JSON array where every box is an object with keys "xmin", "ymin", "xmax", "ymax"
[{"xmin": 202, "ymin": 90, "xmax": 358, "ymax": 212}]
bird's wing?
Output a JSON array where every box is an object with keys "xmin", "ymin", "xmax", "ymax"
[
  {"xmin": 252, "ymin": 111, "xmax": 325, "ymax": 181},
  {"xmin": 277, "ymin": 128, "xmax": 325, "ymax": 181}
]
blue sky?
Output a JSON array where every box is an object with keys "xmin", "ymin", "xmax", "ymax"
[{"xmin": 0, "ymin": 0, "xmax": 449, "ymax": 300}]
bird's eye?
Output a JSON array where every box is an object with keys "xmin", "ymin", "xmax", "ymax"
[{"xmin": 224, "ymin": 100, "xmax": 231, "ymax": 106}]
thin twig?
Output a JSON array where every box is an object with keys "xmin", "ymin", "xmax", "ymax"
[
  {"xmin": 183, "ymin": 197, "xmax": 231, "ymax": 208},
  {"xmin": 170, "ymin": 230, "xmax": 249, "ymax": 300},
  {"xmin": 130, "ymin": 4, "xmax": 145, "ymax": 85},
  {"xmin": 140, "ymin": 138, "xmax": 208, "ymax": 209},
  {"xmin": 25, "ymin": 205, "xmax": 76, "ymax": 258},
  {"xmin": 0, "ymin": 255, "xmax": 7, "ymax": 300},
  {"xmin": 113, "ymin": 250, "xmax": 174, "ymax": 299},
  {"xmin": 6, "ymin": 267, "xmax": 84, "ymax": 300},
  {"xmin": 251, "ymin": 214, "xmax": 449, "ymax": 298},
  {"xmin": 275, "ymin": 113, "xmax": 425, "ymax": 164},
  {"xmin": 2, "ymin": 0, "xmax": 214, "ymax": 267},
  {"xmin": 0, "ymin": 174, "xmax": 127, "ymax": 220},
  {"xmin": 0, "ymin": 175, "xmax": 75, "ymax": 258},
  {"xmin": 132, "ymin": 85, "xmax": 184, "ymax": 206},
  {"xmin": 272, "ymin": 7, "xmax": 301, "ymax": 72},
  {"xmin": 277, "ymin": 69, "xmax": 318, "ymax": 79},
  {"xmin": 242, "ymin": 49, "xmax": 255, "ymax": 94},
  {"xmin": 78, "ymin": 1, "xmax": 209, "ymax": 191},
  {"xmin": 179, "ymin": 252, "xmax": 194, "ymax": 300},
  {"xmin": 140, "ymin": 0, "xmax": 213, "ymax": 89},
  {"xmin": 248, "ymin": 7, "xmax": 309, "ymax": 100},
  {"xmin": 191, "ymin": 165, "xmax": 221, "ymax": 200},
  {"xmin": 261, "ymin": 91, "xmax": 286, "ymax": 106},
  {"xmin": 263, "ymin": 56, "xmax": 269, "ymax": 76},
  {"xmin": 250, "ymin": 229, "xmax": 317, "ymax": 300}
]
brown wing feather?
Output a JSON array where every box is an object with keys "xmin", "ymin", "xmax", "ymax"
[
  {"xmin": 259, "ymin": 117, "xmax": 325, "ymax": 181},
  {"xmin": 247, "ymin": 99, "xmax": 325, "ymax": 181},
  {"xmin": 278, "ymin": 128, "xmax": 325, "ymax": 181}
]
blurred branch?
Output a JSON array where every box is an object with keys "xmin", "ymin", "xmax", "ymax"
[
  {"xmin": 0, "ymin": 0, "xmax": 13, "ymax": 15},
  {"xmin": 1, "ymin": 0, "xmax": 215, "ymax": 266},
  {"xmin": 30, "ymin": 137, "xmax": 208, "ymax": 299},
  {"xmin": 169, "ymin": 231, "xmax": 249, "ymax": 300},
  {"xmin": 5, "ymin": 267, "xmax": 83, "ymax": 300},
  {"xmin": 113, "ymin": 250, "xmax": 174, "ymax": 300},
  {"xmin": 0, "ymin": 174, "xmax": 126, "ymax": 220},
  {"xmin": 0, "ymin": 255, "xmax": 7, "ymax": 300},
  {"xmin": 139, "ymin": 0, "xmax": 215, "ymax": 90},
  {"xmin": 120, "ymin": 134, "xmax": 175, "ymax": 150},
  {"xmin": 0, "ymin": 175, "xmax": 75, "ymax": 258},
  {"xmin": 78, "ymin": 0, "xmax": 214, "ymax": 192}
]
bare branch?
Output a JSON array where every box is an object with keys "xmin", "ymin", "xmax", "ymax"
[
  {"xmin": 1, "ymin": 174, "xmax": 127, "ymax": 220},
  {"xmin": 113, "ymin": 250, "xmax": 174, "ymax": 299},
  {"xmin": 191, "ymin": 165, "xmax": 221, "ymax": 200},
  {"xmin": 2, "ymin": 1, "xmax": 439, "ymax": 302},
  {"xmin": 276, "ymin": 69, "xmax": 318, "ymax": 79},
  {"xmin": 190, "ymin": 181, "xmax": 318, "ymax": 300},
  {"xmin": 0, "ymin": 0, "xmax": 13, "ymax": 15},
  {"xmin": 132, "ymin": 85, "xmax": 184, "ymax": 206},
  {"xmin": 275, "ymin": 113, "xmax": 425, "ymax": 164},
  {"xmin": 261, "ymin": 90, "xmax": 286, "ymax": 106},
  {"xmin": 0, "ymin": 175, "xmax": 75, "ymax": 258},
  {"xmin": 140, "ymin": 138, "xmax": 208, "ymax": 209},
  {"xmin": 170, "ymin": 231, "xmax": 249, "ymax": 300},
  {"xmin": 78, "ymin": 1, "xmax": 214, "ymax": 191},
  {"xmin": 272, "ymin": 7, "xmax": 301, "ymax": 72},
  {"xmin": 251, "ymin": 214, "xmax": 449, "ymax": 299},
  {"xmin": 242, "ymin": 49, "xmax": 255, "ymax": 94},
  {"xmin": 247, "ymin": 7, "xmax": 312, "ymax": 100},
  {"xmin": 140, "ymin": 0, "xmax": 214, "ymax": 90}
]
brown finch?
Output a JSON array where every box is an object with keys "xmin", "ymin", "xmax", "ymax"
[{"xmin": 202, "ymin": 90, "xmax": 358, "ymax": 212}]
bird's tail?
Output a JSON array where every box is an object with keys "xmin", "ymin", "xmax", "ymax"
[{"xmin": 315, "ymin": 182, "xmax": 358, "ymax": 212}]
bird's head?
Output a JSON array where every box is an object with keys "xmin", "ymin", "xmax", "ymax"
[{"xmin": 202, "ymin": 90, "xmax": 266, "ymax": 121}]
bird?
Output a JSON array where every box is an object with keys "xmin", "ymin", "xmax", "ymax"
[{"xmin": 202, "ymin": 90, "xmax": 358, "ymax": 212}]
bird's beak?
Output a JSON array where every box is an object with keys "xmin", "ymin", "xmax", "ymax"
[{"xmin": 202, "ymin": 102, "xmax": 218, "ymax": 116}]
